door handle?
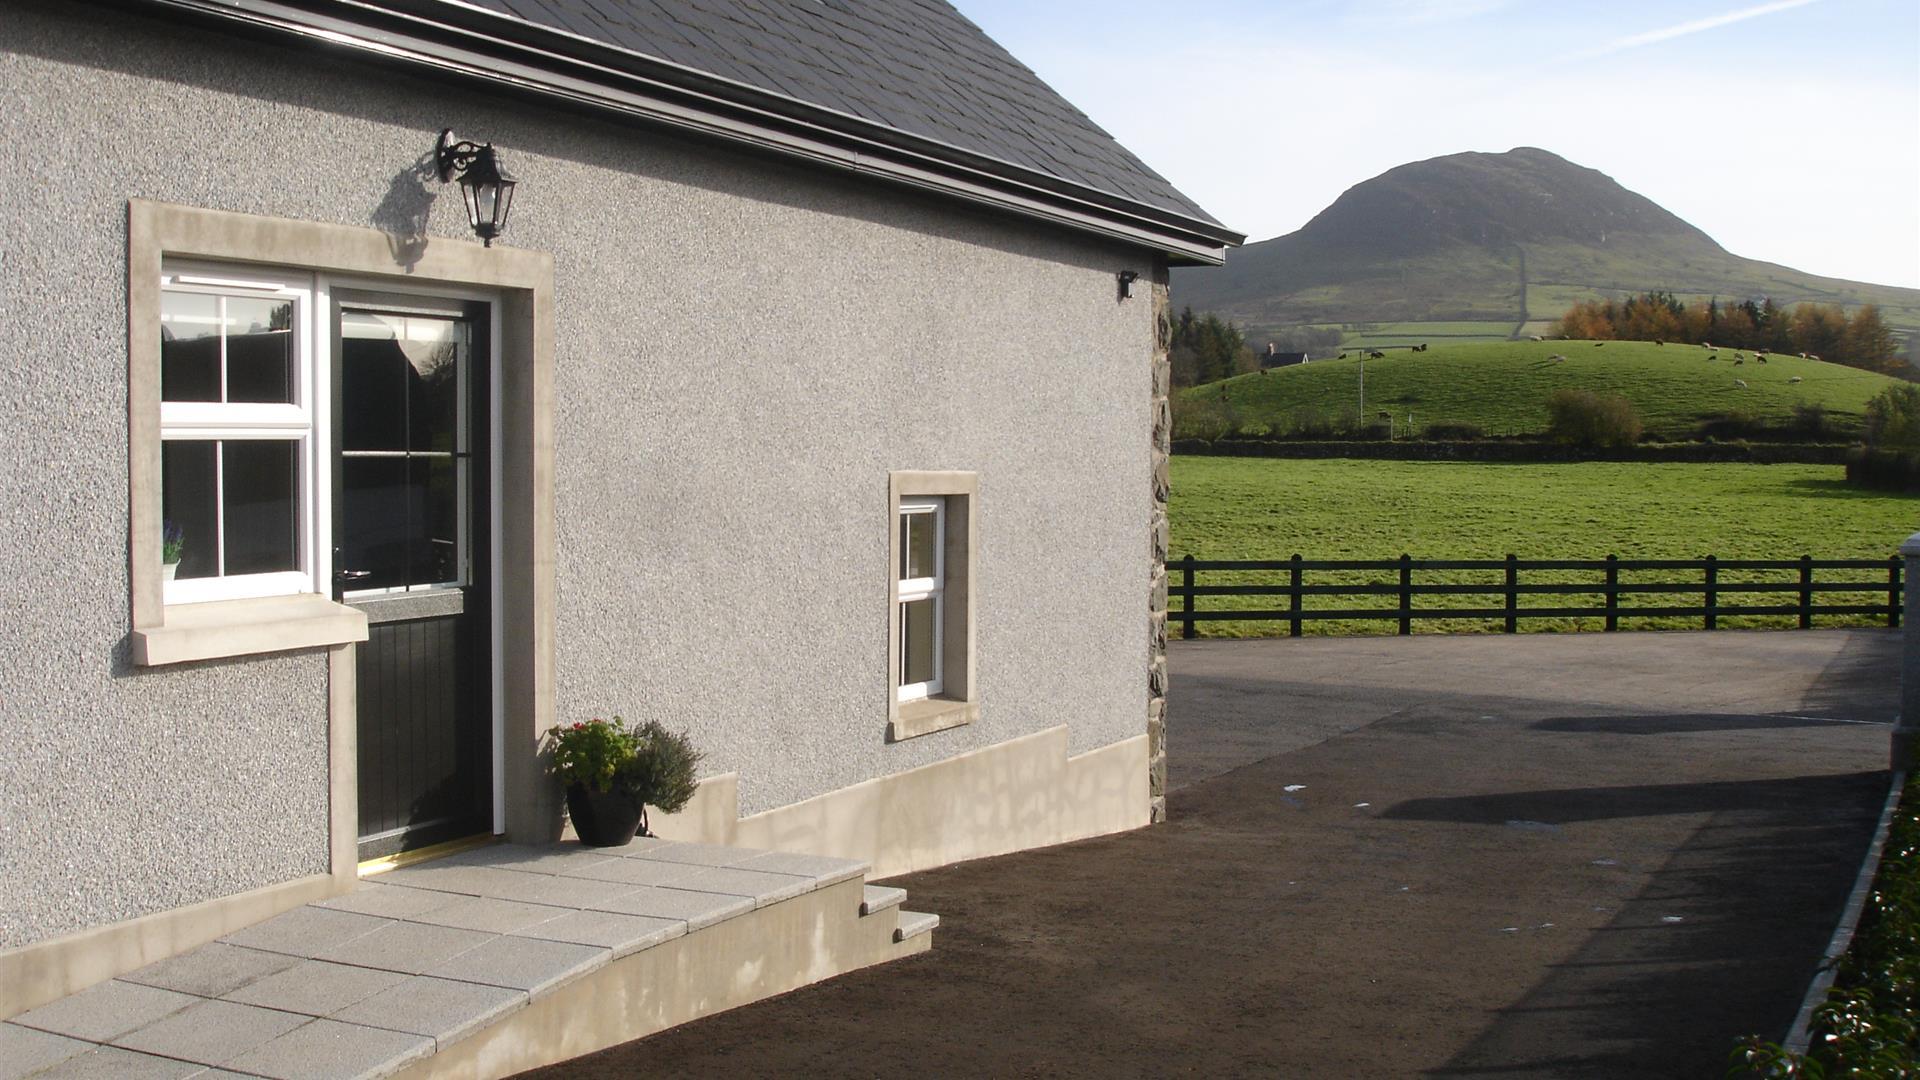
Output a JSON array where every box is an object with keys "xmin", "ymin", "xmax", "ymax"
[{"xmin": 337, "ymin": 569, "xmax": 372, "ymax": 582}]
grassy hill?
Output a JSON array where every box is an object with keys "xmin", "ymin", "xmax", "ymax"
[
  {"xmin": 1172, "ymin": 148, "xmax": 1920, "ymax": 354},
  {"xmin": 1184, "ymin": 339, "xmax": 1898, "ymax": 440}
]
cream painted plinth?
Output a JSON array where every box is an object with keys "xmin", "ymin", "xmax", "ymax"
[
  {"xmin": 646, "ymin": 727, "xmax": 1151, "ymax": 878},
  {"xmin": 389, "ymin": 877, "xmax": 925, "ymax": 1079}
]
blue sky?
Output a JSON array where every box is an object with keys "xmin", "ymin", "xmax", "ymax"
[{"xmin": 954, "ymin": 0, "xmax": 1920, "ymax": 288}]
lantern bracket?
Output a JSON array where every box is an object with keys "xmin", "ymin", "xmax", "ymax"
[{"xmin": 436, "ymin": 129, "xmax": 491, "ymax": 183}]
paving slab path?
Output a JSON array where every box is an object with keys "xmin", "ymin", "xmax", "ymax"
[{"xmin": 527, "ymin": 629, "xmax": 1899, "ymax": 1079}]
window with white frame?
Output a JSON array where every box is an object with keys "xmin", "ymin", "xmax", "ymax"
[
  {"xmin": 896, "ymin": 497, "xmax": 945, "ymax": 702},
  {"xmin": 159, "ymin": 265, "xmax": 319, "ymax": 604}
]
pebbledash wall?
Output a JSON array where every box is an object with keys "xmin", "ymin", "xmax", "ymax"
[{"xmin": 0, "ymin": 1, "xmax": 1157, "ymax": 958}]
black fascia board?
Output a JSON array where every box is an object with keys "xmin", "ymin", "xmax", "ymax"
[{"xmin": 114, "ymin": 0, "xmax": 1245, "ymax": 263}]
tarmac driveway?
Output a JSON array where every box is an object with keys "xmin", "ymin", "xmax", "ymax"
[{"xmin": 527, "ymin": 629, "xmax": 1898, "ymax": 1079}]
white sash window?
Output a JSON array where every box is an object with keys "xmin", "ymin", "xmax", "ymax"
[
  {"xmin": 896, "ymin": 497, "xmax": 945, "ymax": 702},
  {"xmin": 159, "ymin": 264, "xmax": 321, "ymax": 604}
]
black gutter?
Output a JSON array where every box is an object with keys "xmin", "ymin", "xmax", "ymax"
[{"xmin": 118, "ymin": 0, "xmax": 1244, "ymax": 263}]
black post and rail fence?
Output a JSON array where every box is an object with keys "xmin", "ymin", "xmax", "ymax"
[{"xmin": 1174, "ymin": 554, "xmax": 1903, "ymax": 639}]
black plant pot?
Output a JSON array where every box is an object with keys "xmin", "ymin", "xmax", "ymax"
[{"xmin": 566, "ymin": 782, "xmax": 646, "ymax": 847}]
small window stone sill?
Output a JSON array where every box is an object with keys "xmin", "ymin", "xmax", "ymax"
[
  {"xmin": 133, "ymin": 593, "xmax": 369, "ymax": 667},
  {"xmin": 888, "ymin": 697, "xmax": 977, "ymax": 742}
]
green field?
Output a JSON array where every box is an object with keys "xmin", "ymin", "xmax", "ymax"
[
  {"xmin": 1192, "ymin": 339, "xmax": 1898, "ymax": 440},
  {"xmin": 1170, "ymin": 457, "xmax": 1916, "ymax": 636},
  {"xmin": 1337, "ymin": 321, "xmax": 1518, "ymax": 349}
]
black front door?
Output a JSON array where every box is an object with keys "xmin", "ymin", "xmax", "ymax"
[{"xmin": 333, "ymin": 293, "xmax": 492, "ymax": 860}]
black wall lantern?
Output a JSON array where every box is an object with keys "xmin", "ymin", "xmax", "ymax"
[
  {"xmin": 436, "ymin": 129, "xmax": 518, "ymax": 247},
  {"xmin": 1118, "ymin": 269, "xmax": 1139, "ymax": 300}
]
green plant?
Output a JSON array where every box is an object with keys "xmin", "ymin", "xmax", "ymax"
[
  {"xmin": 619, "ymin": 719, "xmax": 703, "ymax": 815},
  {"xmin": 1546, "ymin": 388, "xmax": 1642, "ymax": 447},
  {"xmin": 1865, "ymin": 384, "xmax": 1920, "ymax": 451},
  {"xmin": 546, "ymin": 717, "xmax": 639, "ymax": 794},
  {"xmin": 162, "ymin": 521, "xmax": 184, "ymax": 565}
]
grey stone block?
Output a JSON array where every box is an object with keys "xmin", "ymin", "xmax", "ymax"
[
  {"xmin": 402, "ymin": 896, "xmax": 572, "ymax": 935},
  {"xmin": 379, "ymin": 865, "xmax": 631, "ymax": 908},
  {"xmin": 122, "ymin": 942, "xmax": 301, "ymax": 998},
  {"xmin": 12, "ymin": 980, "xmax": 198, "ymax": 1043},
  {"xmin": 548, "ymin": 855, "xmax": 703, "ymax": 888},
  {"xmin": 588, "ymin": 886, "xmax": 753, "ymax": 930},
  {"xmin": 669, "ymin": 866, "xmax": 814, "ymax": 907},
  {"xmin": 0, "ymin": 1022, "xmax": 95, "ymax": 1079},
  {"xmin": 111, "ymin": 998, "xmax": 307, "ymax": 1066},
  {"xmin": 313, "ymin": 921, "xmax": 495, "ymax": 976},
  {"xmin": 221, "ymin": 907, "xmax": 393, "ymax": 959},
  {"xmin": 423, "ymin": 935, "xmax": 608, "ymax": 997},
  {"xmin": 893, "ymin": 910, "xmax": 940, "ymax": 942},
  {"xmin": 330, "ymin": 976, "xmax": 525, "ymax": 1048},
  {"xmin": 314, "ymin": 883, "xmax": 461, "ymax": 920},
  {"xmin": 23, "ymin": 1045, "xmax": 206, "ymax": 1079},
  {"xmin": 221, "ymin": 961, "xmax": 409, "ymax": 1017},
  {"xmin": 859, "ymin": 885, "xmax": 906, "ymax": 916},
  {"xmin": 220, "ymin": 1018, "xmax": 434, "ymax": 1080},
  {"xmin": 625, "ymin": 842, "xmax": 764, "ymax": 867},
  {"xmin": 509, "ymin": 910, "xmax": 683, "ymax": 958},
  {"xmin": 734, "ymin": 850, "xmax": 868, "ymax": 886},
  {"xmin": 444, "ymin": 844, "xmax": 620, "ymax": 877}
]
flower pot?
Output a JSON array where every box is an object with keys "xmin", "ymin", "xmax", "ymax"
[
  {"xmin": 162, "ymin": 561, "xmax": 178, "ymax": 582},
  {"xmin": 566, "ymin": 782, "xmax": 645, "ymax": 847}
]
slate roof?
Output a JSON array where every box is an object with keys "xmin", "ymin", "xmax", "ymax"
[{"xmin": 459, "ymin": 0, "xmax": 1221, "ymax": 227}]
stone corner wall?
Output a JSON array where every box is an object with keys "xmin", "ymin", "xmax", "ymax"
[{"xmin": 1147, "ymin": 267, "xmax": 1172, "ymax": 823}]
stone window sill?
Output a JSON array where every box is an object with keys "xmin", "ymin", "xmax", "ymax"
[
  {"xmin": 133, "ymin": 594, "xmax": 369, "ymax": 667},
  {"xmin": 888, "ymin": 697, "xmax": 977, "ymax": 742}
]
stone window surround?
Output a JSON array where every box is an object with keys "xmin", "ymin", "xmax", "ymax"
[
  {"xmin": 125, "ymin": 199, "xmax": 559, "ymax": 857},
  {"xmin": 886, "ymin": 470, "xmax": 977, "ymax": 742}
]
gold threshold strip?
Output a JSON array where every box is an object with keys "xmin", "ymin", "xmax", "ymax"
[{"xmin": 358, "ymin": 833, "xmax": 497, "ymax": 877}]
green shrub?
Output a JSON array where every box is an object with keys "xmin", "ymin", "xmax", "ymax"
[
  {"xmin": 1846, "ymin": 447, "xmax": 1920, "ymax": 492},
  {"xmin": 1422, "ymin": 420, "xmax": 1485, "ymax": 441},
  {"xmin": 1173, "ymin": 395, "xmax": 1237, "ymax": 442},
  {"xmin": 1546, "ymin": 388, "xmax": 1642, "ymax": 447},
  {"xmin": 1865, "ymin": 384, "xmax": 1920, "ymax": 450},
  {"xmin": 1285, "ymin": 406, "xmax": 1343, "ymax": 440},
  {"xmin": 619, "ymin": 720, "xmax": 702, "ymax": 814},
  {"xmin": 1791, "ymin": 403, "xmax": 1831, "ymax": 440}
]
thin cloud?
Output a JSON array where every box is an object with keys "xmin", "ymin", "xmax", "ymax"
[{"xmin": 1583, "ymin": 0, "xmax": 1825, "ymax": 58}]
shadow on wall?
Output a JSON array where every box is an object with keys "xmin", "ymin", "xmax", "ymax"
[{"xmin": 373, "ymin": 154, "xmax": 440, "ymax": 271}]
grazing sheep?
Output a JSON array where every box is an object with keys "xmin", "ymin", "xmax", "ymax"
[
  {"xmin": 1655, "ymin": 340, "xmax": 1664, "ymax": 346},
  {"xmin": 1810, "ymin": 354, "xmax": 1822, "ymax": 362},
  {"xmin": 1704, "ymin": 342, "xmax": 1715, "ymax": 350},
  {"xmin": 1594, "ymin": 341, "xmax": 1605, "ymax": 347},
  {"xmin": 1734, "ymin": 378, "xmax": 1748, "ymax": 388},
  {"xmin": 1528, "ymin": 335, "xmax": 1544, "ymax": 341},
  {"xmin": 1789, "ymin": 376, "xmax": 1803, "ymax": 384},
  {"xmin": 1755, "ymin": 355, "xmax": 1767, "ymax": 363},
  {"xmin": 1735, "ymin": 352, "xmax": 1745, "ymax": 359},
  {"xmin": 1414, "ymin": 343, "xmax": 1428, "ymax": 352},
  {"xmin": 1798, "ymin": 352, "xmax": 1810, "ymax": 359},
  {"xmin": 1734, "ymin": 358, "xmax": 1745, "ymax": 365},
  {"xmin": 1367, "ymin": 350, "xmax": 1385, "ymax": 359}
]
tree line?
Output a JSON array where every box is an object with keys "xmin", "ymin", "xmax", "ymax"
[
  {"xmin": 1169, "ymin": 307, "xmax": 1254, "ymax": 387},
  {"xmin": 1552, "ymin": 293, "xmax": 1904, "ymax": 376}
]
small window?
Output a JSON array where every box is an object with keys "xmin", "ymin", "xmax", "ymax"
[
  {"xmin": 896, "ymin": 498, "xmax": 945, "ymax": 702},
  {"xmin": 159, "ymin": 267, "xmax": 316, "ymax": 604},
  {"xmin": 886, "ymin": 472, "xmax": 976, "ymax": 741}
]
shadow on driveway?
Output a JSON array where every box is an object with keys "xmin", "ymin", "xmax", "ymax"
[{"xmin": 524, "ymin": 633, "xmax": 1895, "ymax": 1079}]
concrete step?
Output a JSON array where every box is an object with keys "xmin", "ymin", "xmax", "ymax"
[
  {"xmin": 893, "ymin": 910, "xmax": 939, "ymax": 943},
  {"xmin": 860, "ymin": 885, "xmax": 906, "ymax": 917}
]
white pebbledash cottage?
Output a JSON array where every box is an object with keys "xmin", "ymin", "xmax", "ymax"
[{"xmin": 0, "ymin": 0, "xmax": 1238, "ymax": 1070}]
